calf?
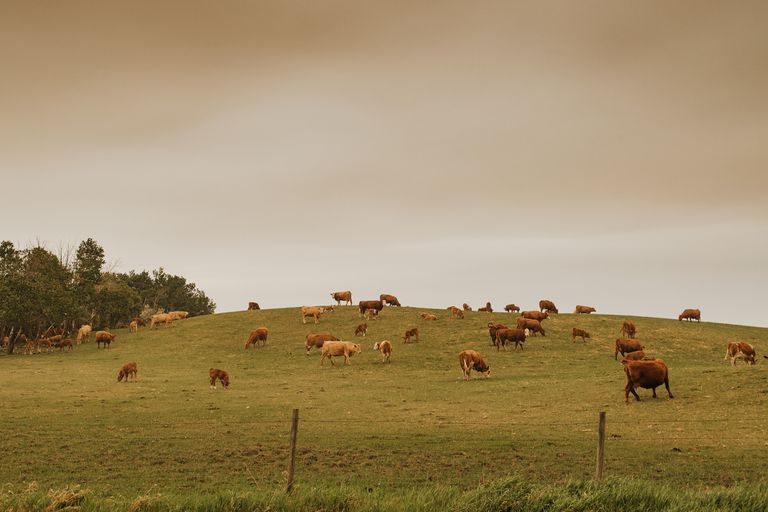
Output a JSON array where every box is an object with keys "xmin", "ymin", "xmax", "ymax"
[
  {"xmin": 54, "ymin": 338, "xmax": 74, "ymax": 352},
  {"xmin": 244, "ymin": 327, "xmax": 269, "ymax": 349},
  {"xmin": 95, "ymin": 331, "xmax": 116, "ymax": 349},
  {"xmin": 487, "ymin": 323, "xmax": 508, "ymax": 346},
  {"xmin": 724, "ymin": 342, "xmax": 756, "ymax": 366},
  {"xmin": 358, "ymin": 300, "xmax": 384, "ymax": 317},
  {"xmin": 622, "ymin": 350, "xmax": 648, "ymax": 361},
  {"xmin": 420, "ymin": 312, "xmax": 438, "ymax": 321},
  {"xmin": 679, "ymin": 308, "xmax": 701, "ymax": 322},
  {"xmin": 380, "ymin": 294, "xmax": 401, "ymax": 307},
  {"xmin": 301, "ymin": 306, "xmax": 325, "ymax": 324},
  {"xmin": 495, "ymin": 328, "xmax": 526, "ymax": 351},
  {"xmin": 305, "ymin": 332, "xmax": 339, "ymax": 355},
  {"xmin": 574, "ymin": 305, "xmax": 596, "ymax": 314},
  {"xmin": 365, "ymin": 308, "xmax": 379, "ymax": 321},
  {"xmin": 458, "ymin": 350, "xmax": 491, "ymax": 380},
  {"xmin": 620, "ymin": 320, "xmax": 636, "ymax": 339},
  {"xmin": 373, "ymin": 340, "xmax": 392, "ymax": 363},
  {"xmin": 462, "ymin": 303, "xmax": 472, "ymax": 311},
  {"xmin": 516, "ymin": 318, "xmax": 545, "ymax": 336},
  {"xmin": 129, "ymin": 320, "xmax": 138, "ymax": 333},
  {"xmin": 477, "ymin": 302, "xmax": 493, "ymax": 313},
  {"xmin": 572, "ymin": 328, "xmax": 590, "ymax": 342},
  {"xmin": 117, "ymin": 362, "xmax": 138, "ymax": 382},
  {"xmin": 209, "ymin": 368, "xmax": 230, "ymax": 389},
  {"xmin": 504, "ymin": 304, "xmax": 520, "ymax": 313},
  {"xmin": 615, "ymin": 338, "xmax": 644, "ymax": 360},
  {"xmin": 354, "ymin": 323, "xmax": 368, "ymax": 337},
  {"xmin": 403, "ymin": 328, "xmax": 419, "ymax": 343},
  {"xmin": 321, "ymin": 341, "xmax": 361, "ymax": 366},
  {"xmin": 621, "ymin": 358, "xmax": 673, "ymax": 403},
  {"xmin": 539, "ymin": 300, "xmax": 558, "ymax": 314}
]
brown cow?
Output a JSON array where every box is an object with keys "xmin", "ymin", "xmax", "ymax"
[
  {"xmin": 521, "ymin": 311, "xmax": 548, "ymax": 322},
  {"xmin": 403, "ymin": 328, "xmax": 419, "ymax": 343},
  {"xmin": 572, "ymin": 328, "xmax": 590, "ymax": 342},
  {"xmin": 380, "ymin": 294, "xmax": 401, "ymax": 307},
  {"xmin": 420, "ymin": 312, "xmax": 438, "ymax": 321},
  {"xmin": 516, "ymin": 318, "xmax": 545, "ymax": 336},
  {"xmin": 622, "ymin": 350, "xmax": 652, "ymax": 361},
  {"xmin": 244, "ymin": 327, "xmax": 269, "ymax": 349},
  {"xmin": 574, "ymin": 305, "xmax": 596, "ymax": 314},
  {"xmin": 447, "ymin": 306, "xmax": 464, "ymax": 318},
  {"xmin": 117, "ymin": 362, "xmax": 138, "ymax": 382},
  {"xmin": 95, "ymin": 331, "xmax": 116, "ymax": 349},
  {"xmin": 679, "ymin": 309, "xmax": 701, "ymax": 322},
  {"xmin": 477, "ymin": 302, "xmax": 493, "ymax": 313},
  {"xmin": 320, "ymin": 341, "xmax": 361, "ymax": 366},
  {"xmin": 539, "ymin": 300, "xmax": 558, "ymax": 314},
  {"xmin": 487, "ymin": 323, "xmax": 508, "ymax": 346},
  {"xmin": 150, "ymin": 313, "xmax": 172, "ymax": 329},
  {"xmin": 620, "ymin": 320, "xmax": 636, "ymax": 339},
  {"xmin": 495, "ymin": 328, "xmax": 526, "ymax": 351},
  {"xmin": 462, "ymin": 303, "xmax": 472, "ymax": 311},
  {"xmin": 76, "ymin": 324, "xmax": 92, "ymax": 344},
  {"xmin": 365, "ymin": 308, "xmax": 379, "ymax": 321},
  {"xmin": 621, "ymin": 358, "xmax": 673, "ymax": 403},
  {"xmin": 209, "ymin": 368, "xmax": 230, "ymax": 389},
  {"xmin": 305, "ymin": 332, "xmax": 339, "ymax": 355},
  {"xmin": 354, "ymin": 323, "xmax": 368, "ymax": 337},
  {"xmin": 615, "ymin": 338, "xmax": 644, "ymax": 360},
  {"xmin": 504, "ymin": 304, "xmax": 520, "ymax": 313},
  {"xmin": 301, "ymin": 306, "xmax": 325, "ymax": 324},
  {"xmin": 359, "ymin": 300, "xmax": 384, "ymax": 317},
  {"xmin": 724, "ymin": 342, "xmax": 756, "ymax": 366},
  {"xmin": 330, "ymin": 291, "xmax": 352, "ymax": 306},
  {"xmin": 53, "ymin": 338, "xmax": 74, "ymax": 352},
  {"xmin": 373, "ymin": 340, "xmax": 392, "ymax": 363},
  {"xmin": 459, "ymin": 350, "xmax": 491, "ymax": 380},
  {"xmin": 247, "ymin": 302, "xmax": 261, "ymax": 310},
  {"xmin": 129, "ymin": 320, "xmax": 138, "ymax": 333}
]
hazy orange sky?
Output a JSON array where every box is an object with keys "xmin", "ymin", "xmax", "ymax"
[{"xmin": 1, "ymin": 1, "xmax": 766, "ymax": 325}]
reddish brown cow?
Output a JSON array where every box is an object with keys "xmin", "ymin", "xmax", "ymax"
[
  {"xmin": 244, "ymin": 327, "xmax": 269, "ymax": 349},
  {"xmin": 504, "ymin": 304, "xmax": 520, "ymax": 313},
  {"xmin": 622, "ymin": 350, "xmax": 648, "ymax": 361},
  {"xmin": 118, "ymin": 362, "xmax": 138, "ymax": 382},
  {"xmin": 477, "ymin": 302, "xmax": 493, "ymax": 313},
  {"xmin": 459, "ymin": 350, "xmax": 491, "ymax": 380},
  {"xmin": 403, "ymin": 328, "xmax": 419, "ymax": 343},
  {"xmin": 462, "ymin": 303, "xmax": 472, "ymax": 311},
  {"xmin": 620, "ymin": 320, "xmax": 637, "ymax": 339},
  {"xmin": 330, "ymin": 291, "xmax": 352, "ymax": 306},
  {"xmin": 615, "ymin": 338, "xmax": 644, "ymax": 360},
  {"xmin": 516, "ymin": 318, "xmax": 545, "ymax": 336},
  {"xmin": 574, "ymin": 305, "xmax": 596, "ymax": 314},
  {"xmin": 420, "ymin": 312, "xmax": 438, "ymax": 321},
  {"xmin": 679, "ymin": 309, "xmax": 701, "ymax": 322},
  {"xmin": 621, "ymin": 359, "xmax": 673, "ymax": 403},
  {"xmin": 95, "ymin": 331, "xmax": 116, "ymax": 349},
  {"xmin": 354, "ymin": 323, "xmax": 368, "ymax": 337},
  {"xmin": 495, "ymin": 328, "xmax": 526, "ymax": 351},
  {"xmin": 521, "ymin": 311, "xmax": 548, "ymax": 322},
  {"xmin": 448, "ymin": 307, "xmax": 465, "ymax": 319},
  {"xmin": 359, "ymin": 300, "xmax": 384, "ymax": 317},
  {"xmin": 572, "ymin": 328, "xmax": 590, "ymax": 342},
  {"xmin": 209, "ymin": 368, "xmax": 230, "ymax": 389},
  {"xmin": 247, "ymin": 302, "xmax": 260, "ymax": 310},
  {"xmin": 487, "ymin": 323, "xmax": 508, "ymax": 346},
  {"xmin": 539, "ymin": 300, "xmax": 558, "ymax": 314},
  {"xmin": 724, "ymin": 342, "xmax": 756, "ymax": 366},
  {"xmin": 380, "ymin": 294, "xmax": 401, "ymax": 307},
  {"xmin": 305, "ymin": 333, "xmax": 340, "ymax": 355}
]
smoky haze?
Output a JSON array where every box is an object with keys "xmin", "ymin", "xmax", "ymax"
[{"xmin": 1, "ymin": 1, "xmax": 766, "ymax": 325}]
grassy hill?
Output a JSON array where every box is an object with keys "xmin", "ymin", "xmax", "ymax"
[{"xmin": 1, "ymin": 306, "xmax": 767, "ymax": 507}]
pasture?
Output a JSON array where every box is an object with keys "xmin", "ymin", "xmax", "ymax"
[{"xmin": 1, "ymin": 306, "xmax": 767, "ymax": 508}]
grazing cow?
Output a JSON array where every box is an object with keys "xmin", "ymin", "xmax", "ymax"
[
  {"xmin": 615, "ymin": 338, "xmax": 644, "ymax": 360},
  {"xmin": 504, "ymin": 304, "xmax": 520, "ymax": 313},
  {"xmin": 132, "ymin": 317, "xmax": 145, "ymax": 327},
  {"xmin": 572, "ymin": 328, "xmax": 590, "ymax": 342},
  {"xmin": 244, "ymin": 327, "xmax": 269, "ymax": 349},
  {"xmin": 539, "ymin": 300, "xmax": 558, "ymax": 314},
  {"xmin": 620, "ymin": 320, "xmax": 637, "ymax": 339},
  {"xmin": 150, "ymin": 314, "xmax": 172, "ymax": 329},
  {"xmin": 76, "ymin": 324, "xmax": 92, "ymax": 344},
  {"xmin": 320, "ymin": 341, "xmax": 361, "ymax": 366},
  {"xmin": 209, "ymin": 368, "xmax": 230, "ymax": 389},
  {"xmin": 420, "ymin": 312, "xmax": 438, "ymax": 321},
  {"xmin": 380, "ymin": 294, "xmax": 401, "ymax": 307},
  {"xmin": 247, "ymin": 302, "xmax": 261, "ymax": 310},
  {"xmin": 95, "ymin": 331, "xmax": 116, "ymax": 349},
  {"xmin": 621, "ymin": 358, "xmax": 673, "ymax": 403},
  {"xmin": 516, "ymin": 318, "xmax": 545, "ymax": 336},
  {"xmin": 365, "ymin": 308, "xmax": 378, "ymax": 321},
  {"xmin": 623, "ymin": 350, "xmax": 648, "ymax": 361},
  {"xmin": 301, "ymin": 306, "xmax": 325, "ymax": 324},
  {"xmin": 117, "ymin": 362, "xmax": 138, "ymax": 382},
  {"xmin": 521, "ymin": 311, "xmax": 548, "ymax": 322},
  {"xmin": 54, "ymin": 338, "xmax": 74, "ymax": 352},
  {"xmin": 478, "ymin": 302, "xmax": 493, "ymax": 313},
  {"xmin": 168, "ymin": 311, "xmax": 189, "ymax": 321},
  {"xmin": 305, "ymin": 332, "xmax": 339, "ymax": 355},
  {"xmin": 462, "ymin": 303, "xmax": 472, "ymax": 311},
  {"xmin": 403, "ymin": 328, "xmax": 419, "ymax": 343},
  {"xmin": 458, "ymin": 350, "xmax": 491, "ymax": 380},
  {"xmin": 330, "ymin": 291, "xmax": 353, "ymax": 306},
  {"xmin": 355, "ymin": 323, "xmax": 368, "ymax": 337},
  {"xmin": 373, "ymin": 340, "xmax": 392, "ymax": 363},
  {"xmin": 487, "ymin": 323, "xmax": 508, "ymax": 346},
  {"xmin": 724, "ymin": 342, "xmax": 756, "ymax": 366},
  {"xmin": 24, "ymin": 340, "xmax": 34, "ymax": 355},
  {"xmin": 129, "ymin": 321, "xmax": 138, "ymax": 333},
  {"xmin": 450, "ymin": 307, "xmax": 465, "ymax": 319},
  {"xmin": 359, "ymin": 300, "xmax": 384, "ymax": 317},
  {"xmin": 575, "ymin": 305, "xmax": 596, "ymax": 314},
  {"xmin": 495, "ymin": 328, "xmax": 526, "ymax": 351},
  {"xmin": 679, "ymin": 309, "xmax": 701, "ymax": 322}
]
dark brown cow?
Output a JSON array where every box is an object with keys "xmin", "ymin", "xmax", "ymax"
[
  {"xmin": 95, "ymin": 331, "xmax": 116, "ymax": 349},
  {"xmin": 459, "ymin": 350, "xmax": 491, "ymax": 380},
  {"xmin": 621, "ymin": 359, "xmax": 673, "ymax": 403},
  {"xmin": 380, "ymin": 294, "xmax": 401, "ymax": 307},
  {"xmin": 487, "ymin": 323, "xmax": 508, "ymax": 346},
  {"xmin": 354, "ymin": 323, "xmax": 368, "ymax": 337},
  {"xmin": 574, "ymin": 305, "xmax": 596, "ymax": 314},
  {"xmin": 359, "ymin": 300, "xmax": 384, "ymax": 317},
  {"xmin": 539, "ymin": 300, "xmax": 558, "ymax": 314},
  {"xmin": 521, "ymin": 311, "xmax": 548, "ymax": 322},
  {"xmin": 504, "ymin": 304, "xmax": 520, "ymax": 313},
  {"xmin": 615, "ymin": 338, "xmax": 644, "ymax": 360},
  {"xmin": 477, "ymin": 302, "xmax": 493, "ymax": 313},
  {"xmin": 305, "ymin": 332, "xmax": 340, "ymax": 355},
  {"xmin": 462, "ymin": 303, "xmax": 472, "ymax": 311},
  {"xmin": 516, "ymin": 318, "xmax": 545, "ymax": 336},
  {"xmin": 620, "ymin": 320, "xmax": 636, "ymax": 339},
  {"xmin": 495, "ymin": 328, "xmax": 526, "ymax": 351},
  {"xmin": 679, "ymin": 309, "xmax": 701, "ymax": 322},
  {"xmin": 622, "ymin": 350, "xmax": 648, "ymax": 361},
  {"xmin": 209, "ymin": 368, "xmax": 230, "ymax": 389},
  {"xmin": 244, "ymin": 327, "xmax": 269, "ymax": 349},
  {"xmin": 53, "ymin": 338, "xmax": 74, "ymax": 352},
  {"xmin": 330, "ymin": 291, "xmax": 353, "ymax": 306},
  {"xmin": 572, "ymin": 328, "xmax": 590, "ymax": 342},
  {"xmin": 403, "ymin": 328, "xmax": 419, "ymax": 343},
  {"xmin": 117, "ymin": 362, "xmax": 138, "ymax": 382},
  {"xmin": 247, "ymin": 302, "xmax": 260, "ymax": 310},
  {"xmin": 724, "ymin": 342, "xmax": 756, "ymax": 366}
]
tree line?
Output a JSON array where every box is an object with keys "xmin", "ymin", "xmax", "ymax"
[{"xmin": 0, "ymin": 238, "xmax": 215, "ymax": 352}]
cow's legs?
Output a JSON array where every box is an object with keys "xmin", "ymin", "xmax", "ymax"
[
  {"xmin": 664, "ymin": 378, "xmax": 674, "ymax": 399},
  {"xmin": 652, "ymin": 387, "xmax": 657, "ymax": 398}
]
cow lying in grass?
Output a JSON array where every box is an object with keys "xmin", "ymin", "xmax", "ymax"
[{"xmin": 118, "ymin": 362, "xmax": 138, "ymax": 382}]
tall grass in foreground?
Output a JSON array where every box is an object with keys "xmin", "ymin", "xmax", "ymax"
[{"xmin": 3, "ymin": 477, "xmax": 767, "ymax": 512}]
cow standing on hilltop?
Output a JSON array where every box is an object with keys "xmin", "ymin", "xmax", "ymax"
[
  {"xmin": 380, "ymin": 294, "xmax": 401, "ymax": 307},
  {"xmin": 539, "ymin": 300, "xmax": 558, "ymax": 314},
  {"xmin": 331, "ymin": 291, "xmax": 352, "ymax": 306}
]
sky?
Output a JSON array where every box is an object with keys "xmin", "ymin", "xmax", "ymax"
[{"xmin": 1, "ymin": 1, "xmax": 766, "ymax": 326}]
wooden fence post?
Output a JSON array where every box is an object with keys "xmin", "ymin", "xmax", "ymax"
[
  {"xmin": 287, "ymin": 408, "xmax": 299, "ymax": 493},
  {"xmin": 595, "ymin": 410, "xmax": 606, "ymax": 480}
]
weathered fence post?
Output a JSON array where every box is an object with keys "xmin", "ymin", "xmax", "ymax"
[
  {"xmin": 595, "ymin": 410, "xmax": 606, "ymax": 480},
  {"xmin": 287, "ymin": 408, "xmax": 300, "ymax": 493}
]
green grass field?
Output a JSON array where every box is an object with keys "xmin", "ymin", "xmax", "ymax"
[{"xmin": 1, "ymin": 306, "xmax": 767, "ymax": 510}]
